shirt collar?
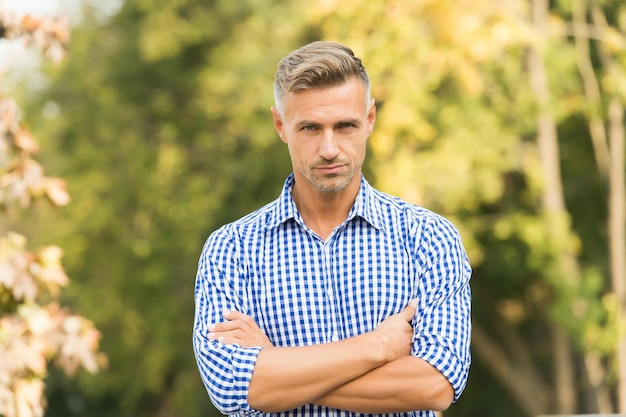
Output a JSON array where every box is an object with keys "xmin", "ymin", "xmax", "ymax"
[{"xmin": 269, "ymin": 173, "xmax": 384, "ymax": 231}]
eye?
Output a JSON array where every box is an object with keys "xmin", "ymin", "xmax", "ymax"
[
  {"xmin": 301, "ymin": 125, "xmax": 317, "ymax": 131},
  {"xmin": 339, "ymin": 122, "xmax": 356, "ymax": 129}
]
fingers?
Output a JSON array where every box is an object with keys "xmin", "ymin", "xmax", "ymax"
[
  {"xmin": 208, "ymin": 322, "xmax": 234, "ymax": 343},
  {"xmin": 208, "ymin": 311, "xmax": 250, "ymax": 335},
  {"xmin": 222, "ymin": 310, "xmax": 246, "ymax": 320},
  {"xmin": 208, "ymin": 310, "xmax": 273, "ymax": 348},
  {"xmin": 207, "ymin": 328, "xmax": 244, "ymax": 343},
  {"xmin": 402, "ymin": 298, "xmax": 418, "ymax": 321}
]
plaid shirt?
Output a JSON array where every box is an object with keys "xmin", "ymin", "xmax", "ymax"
[{"xmin": 193, "ymin": 174, "xmax": 471, "ymax": 417}]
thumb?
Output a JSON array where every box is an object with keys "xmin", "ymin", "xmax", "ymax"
[{"xmin": 403, "ymin": 298, "xmax": 418, "ymax": 320}]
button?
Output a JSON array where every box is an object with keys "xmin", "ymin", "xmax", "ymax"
[
  {"xmin": 331, "ymin": 334, "xmax": 339, "ymax": 342},
  {"xmin": 327, "ymin": 288, "xmax": 333, "ymax": 297}
]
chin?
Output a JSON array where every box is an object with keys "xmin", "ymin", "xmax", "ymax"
[{"xmin": 312, "ymin": 178, "xmax": 352, "ymax": 193}]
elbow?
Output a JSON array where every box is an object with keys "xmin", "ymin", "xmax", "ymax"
[
  {"xmin": 248, "ymin": 382, "xmax": 311, "ymax": 412},
  {"xmin": 248, "ymin": 392, "xmax": 291, "ymax": 413},
  {"xmin": 406, "ymin": 375, "xmax": 454, "ymax": 412},
  {"xmin": 431, "ymin": 396, "xmax": 453, "ymax": 412},
  {"xmin": 427, "ymin": 380, "xmax": 455, "ymax": 412},
  {"xmin": 247, "ymin": 376, "xmax": 272, "ymax": 411},
  {"xmin": 248, "ymin": 392, "xmax": 271, "ymax": 413},
  {"xmin": 248, "ymin": 383, "xmax": 290, "ymax": 413}
]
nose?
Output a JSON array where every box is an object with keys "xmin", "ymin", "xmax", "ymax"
[{"xmin": 319, "ymin": 129, "xmax": 340, "ymax": 160}]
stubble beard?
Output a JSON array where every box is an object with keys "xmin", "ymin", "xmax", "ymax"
[
  {"xmin": 310, "ymin": 173, "xmax": 352, "ymax": 193},
  {"xmin": 306, "ymin": 162, "xmax": 358, "ymax": 193}
]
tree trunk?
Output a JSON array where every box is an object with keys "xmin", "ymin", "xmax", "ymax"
[
  {"xmin": 608, "ymin": 98, "xmax": 626, "ymax": 412},
  {"xmin": 528, "ymin": 0, "xmax": 579, "ymax": 412},
  {"xmin": 472, "ymin": 324, "xmax": 548, "ymax": 416},
  {"xmin": 583, "ymin": 352, "xmax": 613, "ymax": 412},
  {"xmin": 572, "ymin": 1, "xmax": 620, "ymax": 411},
  {"xmin": 572, "ymin": 0, "xmax": 610, "ymax": 177},
  {"xmin": 589, "ymin": 6, "xmax": 626, "ymax": 412}
]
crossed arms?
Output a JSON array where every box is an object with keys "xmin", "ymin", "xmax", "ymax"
[
  {"xmin": 207, "ymin": 301, "xmax": 454, "ymax": 414},
  {"xmin": 193, "ymin": 214, "xmax": 472, "ymax": 414}
]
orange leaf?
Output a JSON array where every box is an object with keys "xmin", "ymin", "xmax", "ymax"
[
  {"xmin": 43, "ymin": 177, "xmax": 70, "ymax": 206},
  {"xmin": 20, "ymin": 15, "xmax": 42, "ymax": 32},
  {"xmin": 14, "ymin": 129, "xmax": 40, "ymax": 153}
]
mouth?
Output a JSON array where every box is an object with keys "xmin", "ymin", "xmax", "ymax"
[{"xmin": 315, "ymin": 164, "xmax": 345, "ymax": 175}]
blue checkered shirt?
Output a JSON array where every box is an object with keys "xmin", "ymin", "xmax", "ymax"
[{"xmin": 193, "ymin": 174, "xmax": 472, "ymax": 417}]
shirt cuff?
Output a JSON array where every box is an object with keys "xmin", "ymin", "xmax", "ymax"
[
  {"xmin": 413, "ymin": 337, "xmax": 470, "ymax": 401},
  {"xmin": 195, "ymin": 339, "xmax": 263, "ymax": 414},
  {"xmin": 231, "ymin": 345, "xmax": 263, "ymax": 411}
]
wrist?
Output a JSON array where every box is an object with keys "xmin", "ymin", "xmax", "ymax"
[{"xmin": 359, "ymin": 330, "xmax": 394, "ymax": 365}]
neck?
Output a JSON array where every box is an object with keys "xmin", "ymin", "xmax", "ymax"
[{"xmin": 292, "ymin": 176, "xmax": 360, "ymax": 240}]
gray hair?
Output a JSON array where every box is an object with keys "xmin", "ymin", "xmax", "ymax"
[{"xmin": 273, "ymin": 41, "xmax": 371, "ymax": 115}]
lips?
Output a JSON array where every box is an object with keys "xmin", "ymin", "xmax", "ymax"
[{"xmin": 316, "ymin": 165, "xmax": 344, "ymax": 175}]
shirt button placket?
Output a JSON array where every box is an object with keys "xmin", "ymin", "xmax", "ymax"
[{"xmin": 322, "ymin": 242, "xmax": 339, "ymax": 343}]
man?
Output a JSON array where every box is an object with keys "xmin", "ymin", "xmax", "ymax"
[{"xmin": 193, "ymin": 41, "xmax": 472, "ymax": 417}]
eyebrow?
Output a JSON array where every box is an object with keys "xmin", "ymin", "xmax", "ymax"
[
  {"xmin": 296, "ymin": 120, "xmax": 322, "ymax": 129},
  {"xmin": 295, "ymin": 118, "xmax": 362, "ymax": 129},
  {"xmin": 334, "ymin": 118, "xmax": 361, "ymax": 127}
]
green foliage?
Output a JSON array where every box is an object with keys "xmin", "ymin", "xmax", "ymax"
[
  {"xmin": 13, "ymin": 0, "xmax": 624, "ymax": 415},
  {"xmin": 22, "ymin": 1, "xmax": 291, "ymax": 416}
]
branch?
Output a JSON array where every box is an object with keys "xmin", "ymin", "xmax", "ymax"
[
  {"xmin": 572, "ymin": 0, "xmax": 610, "ymax": 176},
  {"xmin": 472, "ymin": 323, "xmax": 548, "ymax": 416}
]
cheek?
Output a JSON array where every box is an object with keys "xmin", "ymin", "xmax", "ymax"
[
  {"xmin": 286, "ymin": 142, "xmax": 305, "ymax": 165},
  {"xmin": 348, "ymin": 138, "xmax": 367, "ymax": 157},
  {"xmin": 287, "ymin": 139, "xmax": 313, "ymax": 158}
]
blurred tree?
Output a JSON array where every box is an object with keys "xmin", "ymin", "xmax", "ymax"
[
  {"xmin": 298, "ymin": 0, "xmax": 626, "ymax": 414},
  {"xmin": 20, "ymin": 1, "xmax": 293, "ymax": 416},
  {"xmin": 14, "ymin": 0, "xmax": 626, "ymax": 416},
  {"xmin": 0, "ymin": 7, "xmax": 104, "ymax": 417}
]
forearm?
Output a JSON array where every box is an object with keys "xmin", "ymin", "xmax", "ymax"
[
  {"xmin": 313, "ymin": 356, "xmax": 454, "ymax": 413},
  {"xmin": 248, "ymin": 331, "xmax": 389, "ymax": 412},
  {"xmin": 211, "ymin": 302, "xmax": 419, "ymax": 413}
]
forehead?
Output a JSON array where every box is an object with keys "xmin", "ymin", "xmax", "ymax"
[{"xmin": 282, "ymin": 78, "xmax": 367, "ymax": 123}]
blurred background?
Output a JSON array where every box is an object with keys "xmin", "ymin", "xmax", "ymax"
[{"xmin": 1, "ymin": 0, "xmax": 625, "ymax": 416}]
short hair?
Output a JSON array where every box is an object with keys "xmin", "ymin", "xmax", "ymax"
[{"xmin": 273, "ymin": 41, "xmax": 371, "ymax": 115}]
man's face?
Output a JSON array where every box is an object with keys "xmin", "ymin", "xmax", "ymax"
[{"xmin": 272, "ymin": 77, "xmax": 376, "ymax": 194}]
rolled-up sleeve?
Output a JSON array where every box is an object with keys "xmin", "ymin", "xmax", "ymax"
[
  {"xmin": 192, "ymin": 227, "xmax": 262, "ymax": 415},
  {"xmin": 411, "ymin": 215, "xmax": 472, "ymax": 401}
]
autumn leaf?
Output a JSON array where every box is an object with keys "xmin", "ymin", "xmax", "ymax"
[
  {"xmin": 0, "ymin": 7, "xmax": 101, "ymax": 417},
  {"xmin": 42, "ymin": 177, "xmax": 70, "ymax": 207},
  {"xmin": 13, "ymin": 130, "xmax": 39, "ymax": 154}
]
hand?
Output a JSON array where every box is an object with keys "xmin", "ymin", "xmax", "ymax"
[
  {"xmin": 371, "ymin": 299, "xmax": 417, "ymax": 362},
  {"xmin": 208, "ymin": 310, "xmax": 273, "ymax": 348}
]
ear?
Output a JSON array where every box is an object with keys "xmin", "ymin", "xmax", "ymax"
[
  {"xmin": 271, "ymin": 106, "xmax": 287, "ymax": 143},
  {"xmin": 366, "ymin": 98, "xmax": 376, "ymax": 135}
]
